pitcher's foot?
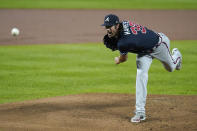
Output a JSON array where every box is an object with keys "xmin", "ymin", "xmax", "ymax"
[{"xmin": 131, "ymin": 112, "xmax": 146, "ymax": 123}]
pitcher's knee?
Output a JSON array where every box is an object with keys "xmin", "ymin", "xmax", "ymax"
[
  {"xmin": 167, "ymin": 68, "xmax": 174, "ymax": 72},
  {"xmin": 162, "ymin": 62, "xmax": 175, "ymax": 72},
  {"xmin": 165, "ymin": 65, "xmax": 175, "ymax": 72}
]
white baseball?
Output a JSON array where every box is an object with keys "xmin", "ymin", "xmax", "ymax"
[
  {"xmin": 11, "ymin": 28, "xmax": 20, "ymax": 36},
  {"xmin": 114, "ymin": 57, "xmax": 120, "ymax": 64}
]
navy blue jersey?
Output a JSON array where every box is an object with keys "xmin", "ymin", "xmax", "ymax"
[{"xmin": 117, "ymin": 21, "xmax": 159, "ymax": 54}]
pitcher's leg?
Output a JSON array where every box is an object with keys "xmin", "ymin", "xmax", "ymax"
[
  {"xmin": 135, "ymin": 55, "xmax": 152, "ymax": 113},
  {"xmin": 161, "ymin": 46, "xmax": 182, "ymax": 72},
  {"xmin": 151, "ymin": 33, "xmax": 182, "ymax": 72}
]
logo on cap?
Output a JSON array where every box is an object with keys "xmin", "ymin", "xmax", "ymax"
[
  {"xmin": 101, "ymin": 14, "xmax": 120, "ymax": 26},
  {"xmin": 105, "ymin": 17, "xmax": 110, "ymax": 22}
]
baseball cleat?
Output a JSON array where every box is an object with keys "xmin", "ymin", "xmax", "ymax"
[
  {"xmin": 172, "ymin": 48, "xmax": 182, "ymax": 70},
  {"xmin": 131, "ymin": 112, "xmax": 146, "ymax": 123}
]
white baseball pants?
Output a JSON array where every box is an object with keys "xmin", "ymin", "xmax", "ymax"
[{"xmin": 135, "ymin": 33, "xmax": 181, "ymax": 113}]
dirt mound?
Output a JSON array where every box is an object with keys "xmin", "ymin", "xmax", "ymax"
[{"xmin": 0, "ymin": 93, "xmax": 196, "ymax": 131}]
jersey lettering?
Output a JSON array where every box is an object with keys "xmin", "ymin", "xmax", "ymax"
[
  {"xmin": 122, "ymin": 22, "xmax": 131, "ymax": 35},
  {"xmin": 129, "ymin": 21, "xmax": 147, "ymax": 35}
]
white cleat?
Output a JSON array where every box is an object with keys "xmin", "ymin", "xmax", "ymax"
[
  {"xmin": 172, "ymin": 48, "xmax": 182, "ymax": 70},
  {"xmin": 131, "ymin": 112, "xmax": 146, "ymax": 123}
]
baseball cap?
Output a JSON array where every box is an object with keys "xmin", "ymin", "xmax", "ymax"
[{"xmin": 101, "ymin": 14, "xmax": 120, "ymax": 27}]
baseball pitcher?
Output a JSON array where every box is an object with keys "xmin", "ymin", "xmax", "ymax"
[{"xmin": 101, "ymin": 14, "xmax": 182, "ymax": 123}]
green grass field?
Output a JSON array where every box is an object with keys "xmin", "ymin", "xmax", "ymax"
[
  {"xmin": 0, "ymin": 0, "xmax": 197, "ymax": 9},
  {"xmin": 0, "ymin": 41, "xmax": 197, "ymax": 104}
]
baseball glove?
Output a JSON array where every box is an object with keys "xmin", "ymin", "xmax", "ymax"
[{"xmin": 103, "ymin": 34, "xmax": 118, "ymax": 51}]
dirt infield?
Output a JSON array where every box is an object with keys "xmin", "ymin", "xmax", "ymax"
[
  {"xmin": 0, "ymin": 10, "xmax": 197, "ymax": 45},
  {"xmin": 0, "ymin": 94, "xmax": 197, "ymax": 131},
  {"xmin": 0, "ymin": 9, "xmax": 197, "ymax": 130}
]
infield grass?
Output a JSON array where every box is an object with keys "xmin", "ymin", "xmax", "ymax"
[
  {"xmin": 0, "ymin": 0, "xmax": 197, "ymax": 10},
  {"xmin": 0, "ymin": 41, "xmax": 197, "ymax": 104}
]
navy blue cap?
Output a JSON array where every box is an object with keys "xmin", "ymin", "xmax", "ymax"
[{"xmin": 101, "ymin": 14, "xmax": 120, "ymax": 26}]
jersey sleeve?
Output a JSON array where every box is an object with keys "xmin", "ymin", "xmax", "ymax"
[{"xmin": 118, "ymin": 41, "xmax": 128, "ymax": 55}]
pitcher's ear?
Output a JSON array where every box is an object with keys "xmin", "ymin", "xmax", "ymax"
[{"xmin": 115, "ymin": 24, "xmax": 120, "ymax": 29}]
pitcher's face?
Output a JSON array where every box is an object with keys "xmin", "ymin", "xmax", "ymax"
[{"xmin": 105, "ymin": 24, "xmax": 119, "ymax": 38}]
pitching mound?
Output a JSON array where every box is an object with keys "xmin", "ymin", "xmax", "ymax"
[{"xmin": 0, "ymin": 93, "xmax": 196, "ymax": 131}]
